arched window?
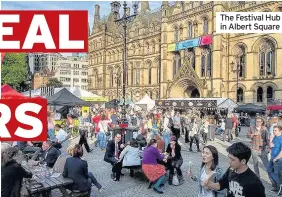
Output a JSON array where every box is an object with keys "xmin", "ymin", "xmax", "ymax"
[
  {"xmin": 239, "ymin": 51, "xmax": 246, "ymax": 78},
  {"xmin": 173, "ymin": 52, "xmax": 181, "ymax": 77},
  {"xmin": 258, "ymin": 39, "xmax": 275, "ymax": 76},
  {"xmin": 174, "ymin": 27, "xmax": 178, "ymax": 42},
  {"xmin": 201, "ymin": 47, "xmax": 211, "ymax": 77},
  {"xmin": 188, "ymin": 22, "xmax": 193, "ymax": 38},
  {"xmin": 136, "ymin": 68, "xmax": 140, "ymax": 85},
  {"xmin": 207, "ymin": 52, "xmax": 211, "ymax": 77},
  {"xmin": 148, "ymin": 67, "xmax": 152, "ymax": 85},
  {"xmin": 179, "ymin": 27, "xmax": 183, "ymax": 40},
  {"xmin": 131, "ymin": 68, "xmax": 134, "ymax": 85},
  {"xmin": 237, "ymin": 88, "xmax": 244, "ymax": 103},
  {"xmin": 257, "ymin": 87, "xmax": 263, "ymax": 102},
  {"xmin": 203, "ymin": 18, "xmax": 208, "ymax": 34},
  {"xmin": 152, "ymin": 42, "xmax": 155, "ymax": 53},
  {"xmin": 259, "ymin": 52, "xmax": 265, "ymax": 76},
  {"xmin": 110, "ymin": 69, "xmax": 114, "ymax": 87},
  {"xmin": 267, "ymin": 86, "xmax": 273, "ymax": 99},
  {"xmin": 146, "ymin": 43, "xmax": 150, "ymax": 54},
  {"xmin": 266, "ymin": 51, "xmax": 274, "ymax": 75},
  {"xmin": 201, "ymin": 55, "xmax": 205, "ymax": 77}
]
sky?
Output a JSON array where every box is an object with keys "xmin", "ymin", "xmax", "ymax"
[{"xmin": 1, "ymin": 1, "xmax": 163, "ymax": 33}]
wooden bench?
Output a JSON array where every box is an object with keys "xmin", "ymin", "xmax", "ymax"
[{"xmin": 68, "ymin": 190, "xmax": 89, "ymax": 197}]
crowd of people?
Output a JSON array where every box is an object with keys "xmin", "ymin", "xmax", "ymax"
[{"xmin": 4, "ymin": 105, "xmax": 282, "ymax": 197}]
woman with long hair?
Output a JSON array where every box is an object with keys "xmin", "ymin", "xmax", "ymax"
[
  {"xmin": 2, "ymin": 143, "xmax": 32, "ymax": 197},
  {"xmin": 190, "ymin": 145, "xmax": 225, "ymax": 197},
  {"xmin": 166, "ymin": 136, "xmax": 184, "ymax": 185},
  {"xmin": 97, "ymin": 114, "xmax": 112, "ymax": 150},
  {"xmin": 142, "ymin": 139, "xmax": 167, "ymax": 194}
]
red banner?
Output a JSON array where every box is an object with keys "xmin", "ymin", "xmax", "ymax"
[
  {"xmin": 0, "ymin": 10, "xmax": 88, "ymax": 52},
  {"xmin": 200, "ymin": 35, "xmax": 212, "ymax": 46}
]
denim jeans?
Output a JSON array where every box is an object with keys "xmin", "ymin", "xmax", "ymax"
[
  {"xmin": 88, "ymin": 172, "xmax": 102, "ymax": 189},
  {"xmin": 267, "ymin": 160, "xmax": 282, "ymax": 186},
  {"xmin": 151, "ymin": 129, "xmax": 158, "ymax": 139},
  {"xmin": 163, "ymin": 129, "xmax": 171, "ymax": 150},
  {"xmin": 48, "ymin": 129, "xmax": 55, "ymax": 141},
  {"xmin": 97, "ymin": 132, "xmax": 106, "ymax": 149},
  {"xmin": 252, "ymin": 150, "xmax": 269, "ymax": 178}
]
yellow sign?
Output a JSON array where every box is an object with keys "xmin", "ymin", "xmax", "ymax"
[
  {"xmin": 82, "ymin": 106, "xmax": 90, "ymax": 113},
  {"xmin": 168, "ymin": 43, "xmax": 176, "ymax": 52},
  {"xmin": 81, "ymin": 97, "xmax": 108, "ymax": 102}
]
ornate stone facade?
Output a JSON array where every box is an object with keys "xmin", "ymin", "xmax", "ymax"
[{"xmin": 88, "ymin": 1, "xmax": 282, "ymax": 105}]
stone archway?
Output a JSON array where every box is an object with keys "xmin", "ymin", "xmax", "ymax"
[{"xmin": 168, "ymin": 77, "xmax": 202, "ymax": 98}]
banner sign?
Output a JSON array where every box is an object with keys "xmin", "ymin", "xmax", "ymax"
[
  {"xmin": 155, "ymin": 100, "xmax": 217, "ymax": 108},
  {"xmin": 200, "ymin": 34, "xmax": 212, "ymax": 46},
  {"xmin": 176, "ymin": 38, "xmax": 200, "ymax": 51},
  {"xmin": 167, "ymin": 43, "xmax": 176, "ymax": 52},
  {"xmin": 0, "ymin": 10, "xmax": 88, "ymax": 52}
]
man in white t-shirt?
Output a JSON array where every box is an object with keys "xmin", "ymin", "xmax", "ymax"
[{"xmin": 54, "ymin": 124, "xmax": 68, "ymax": 143}]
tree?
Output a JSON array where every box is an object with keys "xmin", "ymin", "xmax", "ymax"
[
  {"xmin": 47, "ymin": 78, "xmax": 63, "ymax": 87},
  {"xmin": 1, "ymin": 53, "xmax": 29, "ymax": 91}
]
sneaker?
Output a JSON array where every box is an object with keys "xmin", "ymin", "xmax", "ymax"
[
  {"xmin": 99, "ymin": 187, "xmax": 104, "ymax": 193},
  {"xmin": 277, "ymin": 185, "xmax": 282, "ymax": 195}
]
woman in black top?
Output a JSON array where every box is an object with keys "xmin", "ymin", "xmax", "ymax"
[
  {"xmin": 1, "ymin": 143, "xmax": 32, "ymax": 197},
  {"xmin": 166, "ymin": 136, "xmax": 183, "ymax": 185}
]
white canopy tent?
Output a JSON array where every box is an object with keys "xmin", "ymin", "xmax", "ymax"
[
  {"xmin": 22, "ymin": 87, "xmax": 102, "ymax": 98},
  {"xmin": 135, "ymin": 94, "xmax": 155, "ymax": 111}
]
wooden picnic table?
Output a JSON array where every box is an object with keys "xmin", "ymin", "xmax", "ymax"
[{"xmin": 22, "ymin": 165, "xmax": 74, "ymax": 197}]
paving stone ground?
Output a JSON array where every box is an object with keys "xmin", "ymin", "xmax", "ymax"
[{"xmin": 53, "ymin": 127, "xmax": 275, "ymax": 197}]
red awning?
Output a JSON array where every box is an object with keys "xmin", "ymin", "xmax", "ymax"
[
  {"xmin": 1, "ymin": 84, "xmax": 26, "ymax": 99},
  {"xmin": 267, "ymin": 105, "xmax": 282, "ymax": 110}
]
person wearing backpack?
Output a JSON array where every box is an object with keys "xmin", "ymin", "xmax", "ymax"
[{"xmin": 189, "ymin": 145, "xmax": 226, "ymax": 197}]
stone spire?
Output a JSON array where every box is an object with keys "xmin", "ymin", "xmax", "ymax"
[
  {"xmin": 141, "ymin": 1, "xmax": 150, "ymax": 12},
  {"xmin": 88, "ymin": 22, "xmax": 91, "ymax": 36},
  {"xmin": 92, "ymin": 4, "xmax": 100, "ymax": 33}
]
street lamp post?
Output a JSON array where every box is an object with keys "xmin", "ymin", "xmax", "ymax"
[
  {"xmin": 115, "ymin": 76, "xmax": 120, "ymax": 99},
  {"xmin": 111, "ymin": 1, "xmax": 139, "ymax": 124},
  {"xmin": 231, "ymin": 60, "xmax": 241, "ymax": 104}
]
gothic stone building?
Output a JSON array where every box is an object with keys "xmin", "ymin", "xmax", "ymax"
[{"xmin": 88, "ymin": 1, "xmax": 282, "ymax": 105}]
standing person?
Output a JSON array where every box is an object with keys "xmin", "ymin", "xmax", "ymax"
[
  {"xmin": 47, "ymin": 111, "xmax": 55, "ymax": 141},
  {"xmin": 92, "ymin": 112, "xmax": 102, "ymax": 145},
  {"xmin": 97, "ymin": 115, "xmax": 112, "ymax": 150},
  {"xmin": 173, "ymin": 111, "xmax": 181, "ymax": 140},
  {"xmin": 202, "ymin": 119, "xmax": 209, "ymax": 144},
  {"xmin": 189, "ymin": 118, "xmax": 201, "ymax": 152},
  {"xmin": 223, "ymin": 114, "xmax": 234, "ymax": 142},
  {"xmin": 163, "ymin": 111, "xmax": 172, "ymax": 149},
  {"xmin": 78, "ymin": 126, "xmax": 93, "ymax": 153},
  {"xmin": 184, "ymin": 113, "xmax": 190, "ymax": 143},
  {"xmin": 248, "ymin": 117, "xmax": 269, "ymax": 179},
  {"xmin": 1, "ymin": 143, "xmax": 33, "ymax": 197},
  {"xmin": 267, "ymin": 126, "xmax": 282, "ymax": 194},
  {"xmin": 203, "ymin": 142, "xmax": 266, "ymax": 197},
  {"xmin": 190, "ymin": 145, "xmax": 225, "ymax": 197}
]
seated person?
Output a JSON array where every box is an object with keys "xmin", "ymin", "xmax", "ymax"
[
  {"xmin": 54, "ymin": 124, "xmax": 68, "ymax": 143},
  {"xmin": 114, "ymin": 139, "xmax": 142, "ymax": 181},
  {"xmin": 136, "ymin": 129, "xmax": 147, "ymax": 149},
  {"xmin": 166, "ymin": 136, "xmax": 184, "ymax": 185},
  {"xmin": 41, "ymin": 140, "xmax": 61, "ymax": 168},
  {"xmin": 63, "ymin": 144, "xmax": 103, "ymax": 193},
  {"xmin": 17, "ymin": 141, "xmax": 41, "ymax": 161},
  {"xmin": 1, "ymin": 143, "xmax": 32, "ymax": 197}
]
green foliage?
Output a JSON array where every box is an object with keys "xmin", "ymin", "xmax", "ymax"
[
  {"xmin": 47, "ymin": 78, "xmax": 63, "ymax": 87},
  {"xmin": 1, "ymin": 53, "xmax": 29, "ymax": 90}
]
